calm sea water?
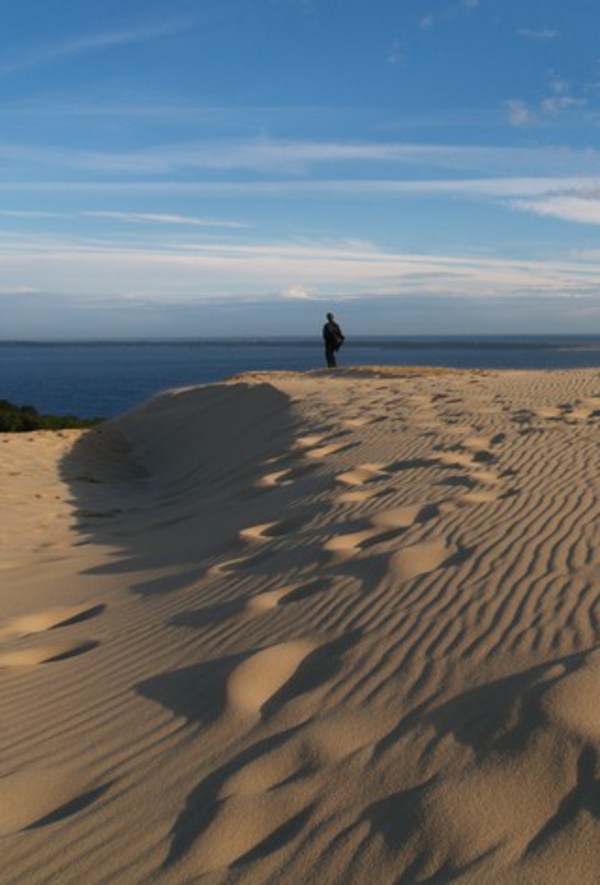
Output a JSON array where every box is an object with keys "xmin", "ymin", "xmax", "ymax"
[{"xmin": 2, "ymin": 336, "xmax": 600, "ymax": 418}]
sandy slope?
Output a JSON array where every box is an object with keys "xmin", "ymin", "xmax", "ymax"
[{"xmin": 2, "ymin": 367, "xmax": 600, "ymax": 884}]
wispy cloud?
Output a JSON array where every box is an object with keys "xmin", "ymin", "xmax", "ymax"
[
  {"xmin": 3, "ymin": 137, "xmax": 600, "ymax": 178},
  {"xmin": 511, "ymin": 195, "xmax": 600, "ymax": 226},
  {"xmin": 0, "ymin": 208, "xmax": 248, "ymax": 229},
  {"xmin": 505, "ymin": 69, "xmax": 590, "ymax": 126},
  {"xmin": 540, "ymin": 95, "xmax": 587, "ymax": 114},
  {"xmin": 418, "ymin": 0, "xmax": 479, "ymax": 30},
  {"xmin": 82, "ymin": 211, "xmax": 249, "ymax": 229},
  {"xmin": 503, "ymin": 100, "xmax": 534, "ymax": 127},
  {"xmin": 386, "ymin": 39, "xmax": 404, "ymax": 66},
  {"xmin": 1, "ymin": 231, "xmax": 599, "ymax": 305},
  {"xmin": 2, "ymin": 175, "xmax": 600, "ymax": 202},
  {"xmin": 0, "ymin": 16, "xmax": 197, "ymax": 76},
  {"xmin": 517, "ymin": 27, "xmax": 559, "ymax": 41}
]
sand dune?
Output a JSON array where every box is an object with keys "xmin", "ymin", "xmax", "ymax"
[{"xmin": 3, "ymin": 366, "xmax": 600, "ymax": 883}]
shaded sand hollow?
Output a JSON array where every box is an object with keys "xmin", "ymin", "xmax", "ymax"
[{"xmin": 3, "ymin": 366, "xmax": 600, "ymax": 883}]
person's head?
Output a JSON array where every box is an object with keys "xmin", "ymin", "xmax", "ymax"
[{"xmin": 326, "ymin": 312, "xmax": 334, "ymax": 321}]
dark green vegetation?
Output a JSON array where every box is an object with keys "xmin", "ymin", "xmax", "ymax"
[{"xmin": 0, "ymin": 399, "xmax": 103, "ymax": 432}]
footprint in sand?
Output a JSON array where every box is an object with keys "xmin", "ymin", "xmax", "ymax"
[
  {"xmin": 173, "ymin": 579, "xmax": 335, "ymax": 629},
  {"xmin": 243, "ymin": 578, "xmax": 335, "ymax": 616},
  {"xmin": 223, "ymin": 710, "xmax": 381, "ymax": 803},
  {"xmin": 467, "ymin": 468, "xmax": 502, "ymax": 486},
  {"xmin": 324, "ymin": 504, "xmax": 443, "ymax": 563},
  {"xmin": 139, "ymin": 633, "xmax": 359, "ymax": 729},
  {"xmin": 371, "ymin": 504, "xmax": 440, "ymax": 530},
  {"xmin": 323, "ymin": 528, "xmax": 382, "ymax": 562},
  {"xmin": 336, "ymin": 463, "xmax": 389, "ymax": 487},
  {"xmin": 207, "ymin": 548, "xmax": 275, "ymax": 576},
  {"xmin": 436, "ymin": 451, "xmax": 479, "ymax": 469},
  {"xmin": 171, "ymin": 786, "xmax": 313, "ymax": 871},
  {"xmin": 0, "ymin": 603, "xmax": 106, "ymax": 638},
  {"xmin": 0, "ymin": 639, "xmax": 100, "ymax": 668},
  {"xmin": 0, "ymin": 766, "xmax": 112, "ymax": 836},
  {"xmin": 254, "ymin": 468, "xmax": 294, "ymax": 489},
  {"xmin": 389, "ymin": 538, "xmax": 471, "ymax": 581},
  {"xmin": 254, "ymin": 461, "xmax": 319, "ymax": 491},
  {"xmin": 462, "ymin": 434, "xmax": 505, "ymax": 452},
  {"xmin": 242, "ymin": 590, "xmax": 291, "ymax": 617},
  {"xmin": 337, "ymin": 486, "xmax": 390, "ymax": 504},
  {"xmin": 163, "ymin": 661, "xmax": 372, "ymax": 871},
  {"xmin": 340, "ymin": 417, "xmax": 370, "ymax": 429},
  {"xmin": 176, "ymin": 715, "xmax": 377, "ymax": 869},
  {"xmin": 379, "ymin": 654, "xmax": 600, "ymax": 879},
  {"xmin": 302, "ymin": 441, "xmax": 354, "ymax": 460},
  {"xmin": 239, "ymin": 514, "xmax": 310, "ymax": 543},
  {"xmin": 281, "ymin": 577, "xmax": 336, "ymax": 604},
  {"xmin": 387, "ymin": 458, "xmax": 440, "ymax": 474},
  {"xmin": 434, "ymin": 445, "xmax": 507, "ymax": 499},
  {"xmin": 292, "ymin": 433, "xmax": 327, "ymax": 450},
  {"xmin": 390, "ymin": 539, "xmax": 447, "ymax": 580},
  {"xmin": 459, "ymin": 487, "xmax": 505, "ymax": 504},
  {"xmin": 226, "ymin": 640, "xmax": 317, "ymax": 718}
]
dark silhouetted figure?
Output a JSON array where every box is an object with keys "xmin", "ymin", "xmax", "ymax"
[{"xmin": 323, "ymin": 312, "xmax": 345, "ymax": 368}]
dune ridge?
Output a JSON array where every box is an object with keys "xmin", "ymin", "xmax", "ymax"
[{"xmin": 2, "ymin": 367, "xmax": 600, "ymax": 883}]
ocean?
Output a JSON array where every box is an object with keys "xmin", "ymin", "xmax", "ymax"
[{"xmin": 2, "ymin": 336, "xmax": 600, "ymax": 419}]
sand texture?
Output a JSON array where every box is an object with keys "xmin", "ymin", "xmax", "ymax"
[{"xmin": 3, "ymin": 366, "xmax": 600, "ymax": 883}]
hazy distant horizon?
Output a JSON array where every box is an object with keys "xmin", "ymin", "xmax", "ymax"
[{"xmin": 3, "ymin": 332, "xmax": 600, "ymax": 345}]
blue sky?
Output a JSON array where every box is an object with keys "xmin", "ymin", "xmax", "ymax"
[{"xmin": 3, "ymin": 0, "xmax": 600, "ymax": 337}]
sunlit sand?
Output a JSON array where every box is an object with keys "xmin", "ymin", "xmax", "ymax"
[{"xmin": 3, "ymin": 366, "xmax": 600, "ymax": 883}]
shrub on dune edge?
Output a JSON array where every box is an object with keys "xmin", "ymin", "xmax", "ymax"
[{"xmin": 0, "ymin": 399, "xmax": 103, "ymax": 432}]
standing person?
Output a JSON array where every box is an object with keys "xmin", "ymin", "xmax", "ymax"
[{"xmin": 323, "ymin": 312, "xmax": 345, "ymax": 368}]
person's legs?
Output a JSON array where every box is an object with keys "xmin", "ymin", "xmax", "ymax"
[{"xmin": 325, "ymin": 344, "xmax": 337, "ymax": 367}]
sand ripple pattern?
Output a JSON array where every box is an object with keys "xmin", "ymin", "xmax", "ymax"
[{"xmin": 3, "ymin": 370, "xmax": 600, "ymax": 884}]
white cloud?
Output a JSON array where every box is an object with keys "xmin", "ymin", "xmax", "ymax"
[
  {"xmin": 511, "ymin": 195, "xmax": 600, "ymax": 225},
  {"xmin": 386, "ymin": 39, "xmax": 404, "ymax": 66},
  {"xmin": 0, "ymin": 16, "xmax": 198, "ymax": 76},
  {"xmin": 540, "ymin": 95, "xmax": 587, "ymax": 115},
  {"xmin": 504, "ymin": 100, "xmax": 534, "ymax": 127},
  {"xmin": 505, "ymin": 76, "xmax": 588, "ymax": 126},
  {"xmin": 1, "ymin": 231, "xmax": 599, "ymax": 305},
  {"xmin": 0, "ymin": 284, "xmax": 40, "ymax": 295},
  {"xmin": 82, "ymin": 211, "xmax": 249, "ymax": 229},
  {"xmin": 3, "ymin": 174, "xmax": 600, "ymax": 203},
  {"xmin": 0, "ymin": 208, "xmax": 248, "ymax": 229},
  {"xmin": 517, "ymin": 27, "xmax": 559, "ymax": 40},
  {"xmin": 418, "ymin": 0, "xmax": 479, "ymax": 29},
  {"xmin": 3, "ymin": 137, "xmax": 600, "ymax": 179},
  {"xmin": 281, "ymin": 285, "xmax": 319, "ymax": 300}
]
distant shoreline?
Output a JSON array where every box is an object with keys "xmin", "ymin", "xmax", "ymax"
[{"xmin": 3, "ymin": 333, "xmax": 600, "ymax": 351}]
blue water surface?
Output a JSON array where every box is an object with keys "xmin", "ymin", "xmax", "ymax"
[{"xmin": 2, "ymin": 336, "xmax": 600, "ymax": 418}]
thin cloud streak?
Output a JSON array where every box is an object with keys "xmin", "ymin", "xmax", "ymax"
[
  {"xmin": 0, "ymin": 209, "xmax": 248, "ymax": 229},
  {"xmin": 2, "ymin": 175, "xmax": 599, "ymax": 201},
  {"xmin": 0, "ymin": 16, "xmax": 198, "ymax": 75},
  {"xmin": 3, "ymin": 138, "xmax": 600, "ymax": 177},
  {"xmin": 517, "ymin": 27, "xmax": 559, "ymax": 40},
  {"xmin": 1, "ymin": 233, "xmax": 599, "ymax": 304},
  {"xmin": 82, "ymin": 211, "xmax": 250, "ymax": 228}
]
